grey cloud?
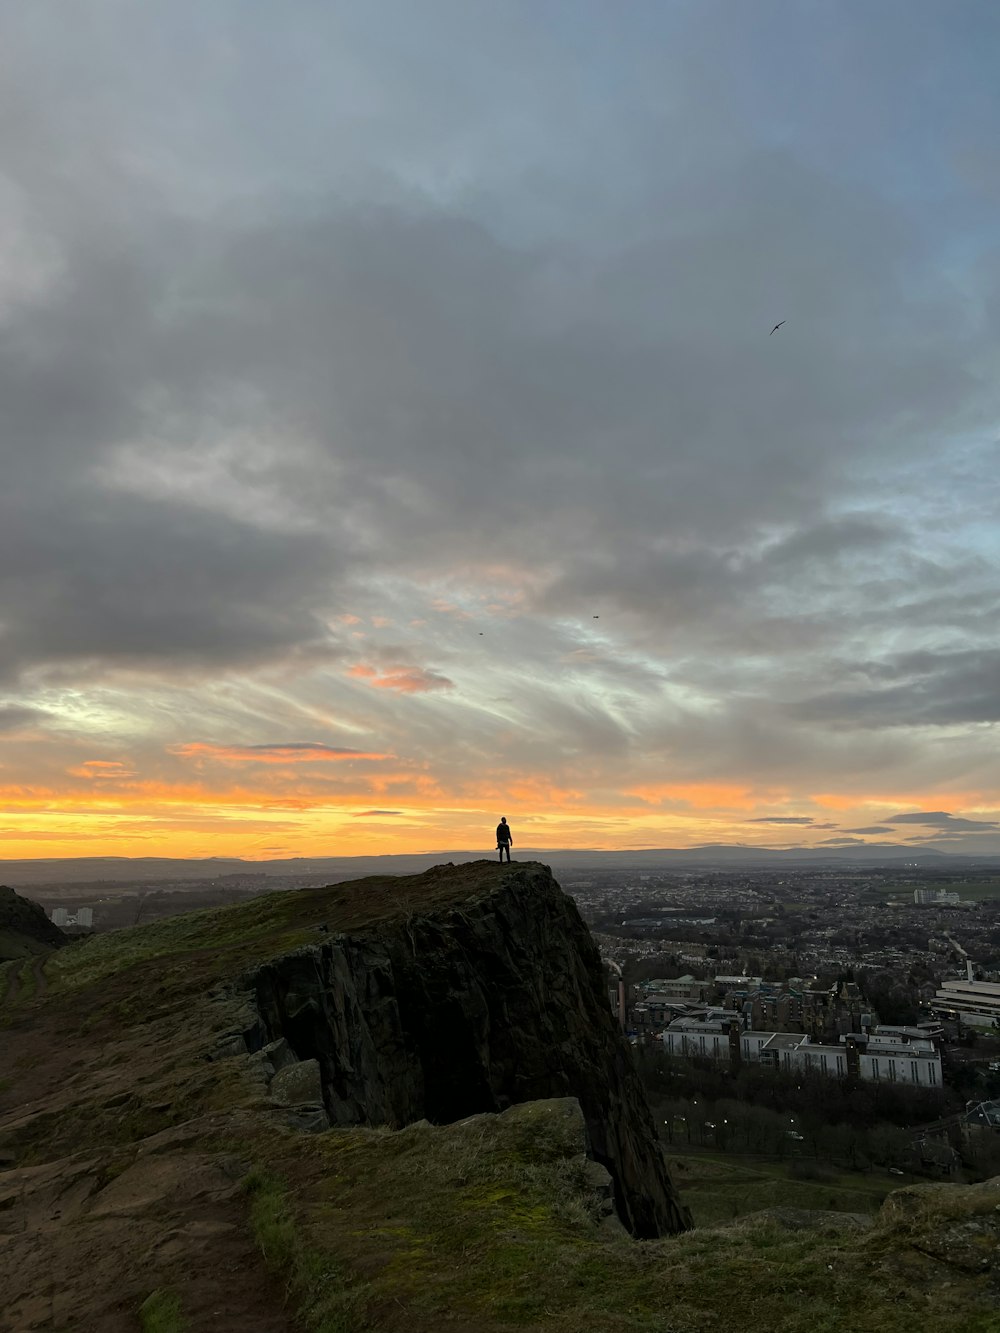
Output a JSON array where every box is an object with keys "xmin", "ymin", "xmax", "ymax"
[
  {"xmin": 761, "ymin": 514, "xmax": 902, "ymax": 572},
  {"xmin": 884, "ymin": 811, "xmax": 1000, "ymax": 831},
  {"xmin": 3, "ymin": 137, "xmax": 994, "ymax": 690},
  {"xmin": 747, "ymin": 816, "xmax": 817, "ymax": 825},
  {"xmin": 817, "ymin": 837, "xmax": 868, "ymax": 845},
  {"xmin": 789, "ymin": 649, "xmax": 1000, "ymax": 728},
  {"xmin": 846, "ymin": 825, "xmax": 896, "ymax": 835},
  {"xmin": 0, "ymin": 704, "xmax": 47, "ymax": 732},
  {"xmin": 0, "ymin": 497, "xmax": 345, "ymax": 681}
]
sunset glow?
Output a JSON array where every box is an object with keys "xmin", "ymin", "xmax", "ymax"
[{"xmin": 3, "ymin": 4, "xmax": 1000, "ymax": 861}]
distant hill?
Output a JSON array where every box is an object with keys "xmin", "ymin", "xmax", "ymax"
[
  {"xmin": 0, "ymin": 840, "xmax": 995, "ymax": 888},
  {"xmin": 0, "ymin": 885, "xmax": 68, "ymax": 960}
]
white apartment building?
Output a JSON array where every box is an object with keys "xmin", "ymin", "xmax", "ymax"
[
  {"xmin": 933, "ymin": 975, "xmax": 1000, "ymax": 1030},
  {"xmin": 913, "ymin": 888, "xmax": 960, "ymax": 905},
  {"xmin": 662, "ymin": 1014, "xmax": 942, "ymax": 1088},
  {"xmin": 49, "ymin": 906, "xmax": 94, "ymax": 929}
]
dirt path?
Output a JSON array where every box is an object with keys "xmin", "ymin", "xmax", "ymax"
[{"xmin": 0, "ymin": 1145, "xmax": 293, "ymax": 1332}]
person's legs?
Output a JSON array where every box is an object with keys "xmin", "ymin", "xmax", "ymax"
[
  {"xmin": 503, "ymin": 843, "xmax": 511, "ymax": 862},
  {"xmin": 498, "ymin": 845, "xmax": 503, "ymax": 862}
]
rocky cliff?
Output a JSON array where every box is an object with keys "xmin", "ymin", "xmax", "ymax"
[{"xmin": 248, "ymin": 860, "xmax": 690, "ymax": 1237}]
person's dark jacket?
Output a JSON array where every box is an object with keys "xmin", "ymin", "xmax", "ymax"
[{"xmin": 496, "ymin": 822, "xmax": 512, "ymax": 845}]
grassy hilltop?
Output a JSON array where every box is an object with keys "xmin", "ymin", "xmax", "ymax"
[{"xmin": 1, "ymin": 864, "xmax": 998, "ymax": 1333}]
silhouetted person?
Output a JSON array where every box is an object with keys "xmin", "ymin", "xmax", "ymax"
[{"xmin": 496, "ymin": 816, "xmax": 513, "ymax": 862}]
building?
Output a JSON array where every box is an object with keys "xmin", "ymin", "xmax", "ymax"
[
  {"xmin": 48, "ymin": 906, "xmax": 94, "ymax": 930},
  {"xmin": 932, "ymin": 966, "xmax": 1000, "ymax": 1030},
  {"xmin": 655, "ymin": 975, "xmax": 713, "ymax": 1003},
  {"xmin": 661, "ymin": 1013, "xmax": 942, "ymax": 1088},
  {"xmin": 719, "ymin": 977, "xmax": 871, "ymax": 1042},
  {"xmin": 913, "ymin": 888, "xmax": 961, "ymax": 905},
  {"xmin": 962, "ymin": 1100, "xmax": 1000, "ymax": 1131}
]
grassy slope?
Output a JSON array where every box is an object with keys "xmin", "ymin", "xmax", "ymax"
[
  {"xmin": 667, "ymin": 1151, "xmax": 892, "ymax": 1227},
  {"xmin": 233, "ymin": 1104, "xmax": 1000, "ymax": 1333},
  {"xmin": 2, "ymin": 864, "xmax": 999, "ymax": 1333}
]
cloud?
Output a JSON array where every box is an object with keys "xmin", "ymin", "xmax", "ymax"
[
  {"xmin": 845, "ymin": 825, "xmax": 896, "ymax": 835},
  {"xmin": 789, "ymin": 650, "xmax": 1000, "ymax": 729},
  {"xmin": 883, "ymin": 810, "xmax": 1000, "ymax": 831},
  {"xmin": 0, "ymin": 704, "xmax": 47, "ymax": 732},
  {"xmin": 353, "ymin": 809, "xmax": 404, "ymax": 817},
  {"xmin": 68, "ymin": 760, "xmax": 139, "ymax": 780},
  {"xmin": 746, "ymin": 816, "xmax": 818, "ymax": 825},
  {"xmin": 348, "ymin": 664, "xmax": 454, "ymax": 694},
  {"xmin": 170, "ymin": 742, "xmax": 392, "ymax": 763},
  {"xmin": 817, "ymin": 837, "xmax": 868, "ymax": 845},
  {"xmin": 0, "ymin": 829, "xmax": 116, "ymax": 841}
]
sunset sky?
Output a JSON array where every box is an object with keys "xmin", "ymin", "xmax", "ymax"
[{"xmin": 3, "ymin": 2, "xmax": 1000, "ymax": 859}]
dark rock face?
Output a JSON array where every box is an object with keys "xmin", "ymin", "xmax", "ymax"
[
  {"xmin": 0, "ymin": 886, "xmax": 68, "ymax": 960},
  {"xmin": 249, "ymin": 861, "xmax": 691, "ymax": 1238}
]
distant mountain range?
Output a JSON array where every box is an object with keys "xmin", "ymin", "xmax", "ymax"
[{"xmin": 1, "ymin": 840, "xmax": 999, "ymax": 886}]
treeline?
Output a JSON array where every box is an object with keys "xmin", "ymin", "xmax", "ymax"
[
  {"xmin": 654, "ymin": 1093, "xmax": 915, "ymax": 1171},
  {"xmin": 635, "ymin": 1045, "xmax": 959, "ymax": 1129}
]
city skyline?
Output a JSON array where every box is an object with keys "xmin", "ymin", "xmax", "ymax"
[{"xmin": 2, "ymin": 4, "xmax": 1000, "ymax": 858}]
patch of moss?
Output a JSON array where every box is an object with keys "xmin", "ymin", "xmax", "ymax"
[
  {"xmin": 138, "ymin": 1288, "xmax": 187, "ymax": 1333},
  {"xmin": 243, "ymin": 1169, "xmax": 373, "ymax": 1333}
]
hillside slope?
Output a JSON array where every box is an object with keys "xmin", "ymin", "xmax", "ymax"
[
  {"xmin": 1, "ymin": 860, "xmax": 998, "ymax": 1332},
  {"xmin": 0, "ymin": 885, "xmax": 67, "ymax": 962}
]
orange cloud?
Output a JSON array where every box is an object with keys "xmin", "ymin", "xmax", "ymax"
[
  {"xmin": 430, "ymin": 598, "xmax": 471, "ymax": 619},
  {"xmin": 170, "ymin": 742, "xmax": 392, "ymax": 763},
  {"xmin": 348, "ymin": 664, "xmax": 454, "ymax": 693},
  {"xmin": 625, "ymin": 782, "xmax": 756, "ymax": 811},
  {"xmin": 68, "ymin": 760, "xmax": 138, "ymax": 780},
  {"xmin": 808, "ymin": 790, "xmax": 978, "ymax": 814}
]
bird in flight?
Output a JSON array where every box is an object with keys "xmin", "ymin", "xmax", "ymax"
[
  {"xmin": 593, "ymin": 615, "xmax": 599, "ymax": 619},
  {"xmin": 769, "ymin": 321, "xmax": 785, "ymax": 335}
]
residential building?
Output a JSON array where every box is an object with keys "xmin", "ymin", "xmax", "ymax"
[{"xmin": 661, "ymin": 1013, "xmax": 942, "ymax": 1088}]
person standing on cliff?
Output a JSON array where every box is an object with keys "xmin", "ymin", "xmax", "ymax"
[{"xmin": 496, "ymin": 816, "xmax": 513, "ymax": 863}]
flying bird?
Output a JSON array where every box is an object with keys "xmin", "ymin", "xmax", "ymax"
[
  {"xmin": 769, "ymin": 321, "xmax": 785, "ymax": 335},
  {"xmin": 593, "ymin": 615, "xmax": 599, "ymax": 619}
]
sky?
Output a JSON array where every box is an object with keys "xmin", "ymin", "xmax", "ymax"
[{"xmin": 2, "ymin": 0, "xmax": 1000, "ymax": 860}]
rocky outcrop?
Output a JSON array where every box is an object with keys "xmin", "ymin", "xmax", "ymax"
[
  {"xmin": 248, "ymin": 860, "xmax": 691, "ymax": 1238},
  {"xmin": 0, "ymin": 885, "xmax": 67, "ymax": 961}
]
